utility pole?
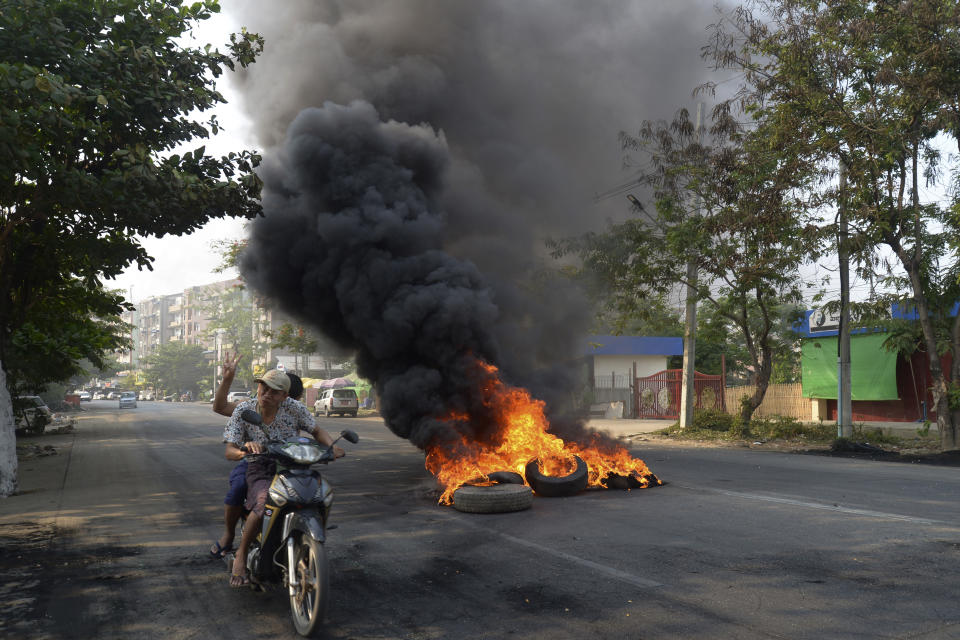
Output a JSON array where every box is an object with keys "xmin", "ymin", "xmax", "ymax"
[
  {"xmin": 837, "ymin": 160, "xmax": 853, "ymax": 437},
  {"xmin": 679, "ymin": 103, "xmax": 703, "ymax": 430}
]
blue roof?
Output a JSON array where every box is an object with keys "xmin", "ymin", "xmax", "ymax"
[{"xmin": 586, "ymin": 335, "xmax": 683, "ymax": 356}]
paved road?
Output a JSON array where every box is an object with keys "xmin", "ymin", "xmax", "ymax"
[{"xmin": 2, "ymin": 401, "xmax": 959, "ymax": 639}]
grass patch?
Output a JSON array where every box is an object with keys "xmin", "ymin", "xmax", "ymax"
[
  {"xmin": 849, "ymin": 424, "xmax": 902, "ymax": 445},
  {"xmin": 655, "ymin": 410, "xmax": 836, "ymax": 443}
]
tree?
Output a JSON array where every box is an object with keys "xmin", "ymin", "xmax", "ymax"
[
  {"xmin": 703, "ymin": 0, "xmax": 960, "ymax": 448},
  {"xmin": 140, "ymin": 342, "xmax": 207, "ymax": 397},
  {"xmin": 5, "ymin": 279, "xmax": 129, "ymax": 396},
  {"xmin": 267, "ymin": 323, "xmax": 320, "ymax": 375},
  {"xmin": 553, "ymin": 108, "xmax": 817, "ymax": 426},
  {"xmin": 199, "ymin": 283, "xmax": 265, "ymax": 388},
  {"xmin": 0, "ymin": 0, "xmax": 264, "ymax": 495}
]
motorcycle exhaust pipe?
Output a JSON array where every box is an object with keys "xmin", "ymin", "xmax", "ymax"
[{"xmin": 287, "ymin": 537, "xmax": 298, "ymax": 596}]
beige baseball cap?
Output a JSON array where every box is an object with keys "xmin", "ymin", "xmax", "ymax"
[{"xmin": 255, "ymin": 369, "xmax": 290, "ymax": 392}]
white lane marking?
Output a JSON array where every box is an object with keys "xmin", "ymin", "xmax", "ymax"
[
  {"xmin": 433, "ymin": 510, "xmax": 662, "ymax": 589},
  {"xmin": 678, "ymin": 484, "xmax": 952, "ymax": 526}
]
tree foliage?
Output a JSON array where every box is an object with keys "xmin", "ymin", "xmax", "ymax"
[
  {"xmin": 140, "ymin": 341, "xmax": 207, "ymax": 396},
  {"xmin": 200, "ymin": 282, "xmax": 265, "ymax": 388},
  {"xmin": 553, "ymin": 107, "xmax": 817, "ymax": 425},
  {"xmin": 0, "ymin": 0, "xmax": 264, "ymax": 495},
  {"xmin": 267, "ymin": 323, "xmax": 320, "ymax": 375},
  {"xmin": 702, "ymin": 0, "xmax": 960, "ymax": 448}
]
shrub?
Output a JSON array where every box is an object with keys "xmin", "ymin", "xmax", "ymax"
[{"xmin": 693, "ymin": 409, "xmax": 737, "ymax": 432}]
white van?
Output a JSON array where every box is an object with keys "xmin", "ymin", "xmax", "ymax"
[{"xmin": 314, "ymin": 388, "xmax": 359, "ymax": 417}]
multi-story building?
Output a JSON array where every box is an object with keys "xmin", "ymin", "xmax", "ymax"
[{"xmin": 120, "ymin": 278, "xmax": 345, "ymax": 380}]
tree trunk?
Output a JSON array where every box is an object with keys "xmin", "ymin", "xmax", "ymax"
[
  {"xmin": 0, "ymin": 361, "xmax": 18, "ymax": 496},
  {"xmin": 931, "ymin": 381, "xmax": 959, "ymax": 450}
]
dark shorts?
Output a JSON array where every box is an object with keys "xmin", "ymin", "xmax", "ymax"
[{"xmin": 224, "ymin": 459, "xmax": 249, "ymax": 507}]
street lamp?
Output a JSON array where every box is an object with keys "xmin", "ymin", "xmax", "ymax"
[
  {"xmin": 214, "ymin": 328, "xmax": 226, "ymax": 396},
  {"xmin": 203, "ymin": 350, "xmax": 216, "ymax": 399}
]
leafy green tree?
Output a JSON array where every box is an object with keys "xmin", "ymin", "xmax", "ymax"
[
  {"xmin": 703, "ymin": 0, "xmax": 960, "ymax": 448},
  {"xmin": 267, "ymin": 323, "xmax": 320, "ymax": 375},
  {"xmin": 0, "ymin": 0, "xmax": 263, "ymax": 495},
  {"xmin": 200, "ymin": 284, "xmax": 265, "ymax": 388},
  {"xmin": 553, "ymin": 108, "xmax": 817, "ymax": 426},
  {"xmin": 140, "ymin": 342, "xmax": 208, "ymax": 398},
  {"xmin": 5, "ymin": 279, "xmax": 129, "ymax": 396}
]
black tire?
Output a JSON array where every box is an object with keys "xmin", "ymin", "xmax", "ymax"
[
  {"xmin": 487, "ymin": 471, "xmax": 524, "ymax": 485},
  {"xmin": 452, "ymin": 484, "xmax": 533, "ymax": 513},
  {"xmin": 289, "ymin": 535, "xmax": 329, "ymax": 637},
  {"xmin": 524, "ymin": 456, "xmax": 588, "ymax": 497}
]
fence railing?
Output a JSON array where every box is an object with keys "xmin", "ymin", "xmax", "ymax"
[
  {"xmin": 590, "ymin": 376, "xmax": 810, "ymax": 420},
  {"xmin": 723, "ymin": 382, "xmax": 808, "ymax": 420}
]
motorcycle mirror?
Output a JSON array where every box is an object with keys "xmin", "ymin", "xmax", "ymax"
[
  {"xmin": 340, "ymin": 429, "xmax": 359, "ymax": 444},
  {"xmin": 240, "ymin": 408, "xmax": 263, "ymax": 425}
]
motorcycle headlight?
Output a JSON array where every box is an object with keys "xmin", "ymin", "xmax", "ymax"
[
  {"xmin": 280, "ymin": 443, "xmax": 324, "ymax": 465},
  {"xmin": 268, "ymin": 476, "xmax": 296, "ymax": 507}
]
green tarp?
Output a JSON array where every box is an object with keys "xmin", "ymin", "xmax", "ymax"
[{"xmin": 801, "ymin": 333, "xmax": 899, "ymax": 400}]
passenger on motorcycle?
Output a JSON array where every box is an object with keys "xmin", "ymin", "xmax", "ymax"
[
  {"xmin": 222, "ymin": 369, "xmax": 344, "ymax": 587},
  {"xmin": 209, "ymin": 354, "xmax": 307, "ymax": 561}
]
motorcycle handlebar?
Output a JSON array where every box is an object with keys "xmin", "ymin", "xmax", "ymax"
[{"xmin": 241, "ymin": 439, "xmax": 340, "ymax": 463}]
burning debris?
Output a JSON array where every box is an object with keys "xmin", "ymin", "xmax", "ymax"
[
  {"xmin": 241, "ymin": 101, "xmax": 660, "ymax": 505},
  {"xmin": 426, "ymin": 358, "xmax": 659, "ymax": 504}
]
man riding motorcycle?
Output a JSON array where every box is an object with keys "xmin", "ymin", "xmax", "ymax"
[{"xmin": 222, "ymin": 369, "xmax": 343, "ymax": 587}]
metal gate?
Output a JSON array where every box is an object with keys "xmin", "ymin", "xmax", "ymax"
[{"xmin": 634, "ymin": 369, "xmax": 725, "ymax": 419}]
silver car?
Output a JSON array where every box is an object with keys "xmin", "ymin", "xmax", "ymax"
[{"xmin": 118, "ymin": 391, "xmax": 137, "ymax": 409}]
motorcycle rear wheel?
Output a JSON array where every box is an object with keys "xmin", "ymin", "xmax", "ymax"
[{"xmin": 289, "ymin": 535, "xmax": 329, "ymax": 637}]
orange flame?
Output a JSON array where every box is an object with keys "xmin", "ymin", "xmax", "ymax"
[{"xmin": 424, "ymin": 359, "xmax": 661, "ymax": 504}]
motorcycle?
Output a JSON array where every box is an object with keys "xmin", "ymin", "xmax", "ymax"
[{"xmin": 228, "ymin": 408, "xmax": 359, "ymax": 637}]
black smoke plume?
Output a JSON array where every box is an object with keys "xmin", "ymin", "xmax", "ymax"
[
  {"xmin": 233, "ymin": 1, "xmax": 726, "ymax": 447},
  {"xmin": 243, "ymin": 100, "xmax": 523, "ymax": 448}
]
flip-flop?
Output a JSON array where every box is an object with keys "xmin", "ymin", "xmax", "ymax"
[
  {"xmin": 229, "ymin": 571, "xmax": 250, "ymax": 588},
  {"xmin": 209, "ymin": 541, "xmax": 233, "ymax": 560}
]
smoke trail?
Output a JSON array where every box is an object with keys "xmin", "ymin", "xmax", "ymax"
[{"xmin": 233, "ymin": 1, "xmax": 725, "ymax": 444}]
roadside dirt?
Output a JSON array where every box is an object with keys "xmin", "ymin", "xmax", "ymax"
[{"xmin": 627, "ymin": 432, "xmax": 960, "ymax": 467}]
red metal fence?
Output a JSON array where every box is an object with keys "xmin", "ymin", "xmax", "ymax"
[{"xmin": 634, "ymin": 369, "xmax": 725, "ymax": 419}]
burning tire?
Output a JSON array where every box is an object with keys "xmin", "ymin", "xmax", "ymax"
[
  {"xmin": 485, "ymin": 471, "xmax": 524, "ymax": 485},
  {"xmin": 524, "ymin": 456, "xmax": 588, "ymax": 497},
  {"xmin": 452, "ymin": 483, "xmax": 533, "ymax": 513}
]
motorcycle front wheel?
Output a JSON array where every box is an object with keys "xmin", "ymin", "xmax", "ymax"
[{"xmin": 289, "ymin": 535, "xmax": 329, "ymax": 637}]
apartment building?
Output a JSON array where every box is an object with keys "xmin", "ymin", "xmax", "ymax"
[{"xmin": 118, "ymin": 278, "xmax": 343, "ymax": 377}]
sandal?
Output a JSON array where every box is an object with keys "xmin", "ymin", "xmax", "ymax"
[
  {"xmin": 209, "ymin": 540, "xmax": 233, "ymax": 560},
  {"xmin": 229, "ymin": 571, "xmax": 251, "ymax": 588}
]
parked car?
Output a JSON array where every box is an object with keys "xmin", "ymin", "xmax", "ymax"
[
  {"xmin": 13, "ymin": 396, "xmax": 53, "ymax": 435},
  {"xmin": 141, "ymin": 390, "xmax": 155, "ymax": 401},
  {"xmin": 106, "ymin": 391, "xmax": 120, "ymax": 400},
  {"xmin": 77, "ymin": 391, "xmax": 91, "ymax": 402},
  {"xmin": 119, "ymin": 391, "xmax": 138, "ymax": 409},
  {"xmin": 314, "ymin": 388, "xmax": 359, "ymax": 417},
  {"xmin": 226, "ymin": 390, "xmax": 250, "ymax": 404}
]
